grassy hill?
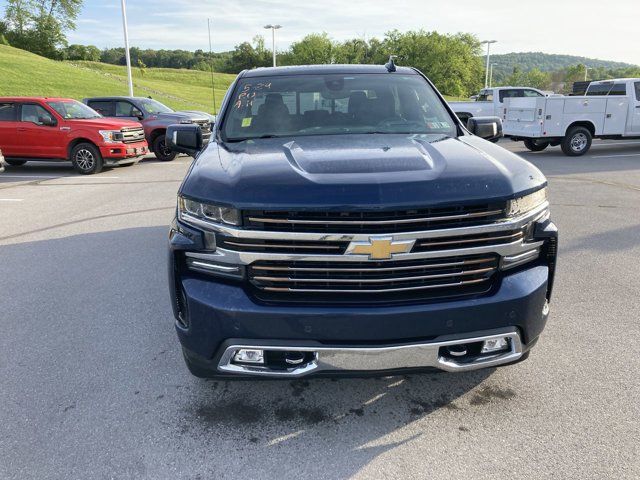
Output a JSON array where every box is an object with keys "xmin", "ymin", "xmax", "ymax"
[
  {"xmin": 490, "ymin": 52, "xmax": 638, "ymax": 77},
  {"xmin": 0, "ymin": 45, "xmax": 236, "ymax": 113}
]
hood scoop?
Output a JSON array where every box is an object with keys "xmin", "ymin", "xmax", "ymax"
[{"xmin": 281, "ymin": 136, "xmax": 442, "ymax": 175}]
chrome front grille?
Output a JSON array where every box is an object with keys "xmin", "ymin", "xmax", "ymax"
[
  {"xmin": 183, "ymin": 201, "xmax": 549, "ymax": 304},
  {"xmin": 121, "ymin": 127, "xmax": 145, "ymax": 144},
  {"xmin": 244, "ymin": 203, "xmax": 506, "ymax": 234},
  {"xmin": 248, "ymin": 255, "xmax": 499, "ymax": 300}
]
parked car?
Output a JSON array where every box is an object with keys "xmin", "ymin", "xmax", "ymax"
[
  {"xmin": 0, "ymin": 97, "xmax": 148, "ymax": 174},
  {"xmin": 166, "ymin": 62, "xmax": 558, "ymax": 379},
  {"xmin": 450, "ymin": 86, "xmax": 549, "ymax": 125},
  {"xmin": 83, "ymin": 96, "xmax": 213, "ymax": 162},
  {"xmin": 504, "ymin": 78, "xmax": 640, "ymax": 155},
  {"xmin": 0, "ymin": 148, "xmax": 5, "ymax": 173}
]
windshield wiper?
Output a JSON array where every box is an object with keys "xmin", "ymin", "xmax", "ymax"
[{"xmin": 226, "ymin": 134, "xmax": 283, "ymax": 143}]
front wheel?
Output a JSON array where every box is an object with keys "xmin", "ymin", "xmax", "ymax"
[
  {"xmin": 5, "ymin": 159, "xmax": 27, "ymax": 166},
  {"xmin": 524, "ymin": 139, "xmax": 550, "ymax": 152},
  {"xmin": 561, "ymin": 127, "xmax": 592, "ymax": 156},
  {"xmin": 153, "ymin": 134, "xmax": 178, "ymax": 162},
  {"xmin": 71, "ymin": 143, "xmax": 103, "ymax": 175}
]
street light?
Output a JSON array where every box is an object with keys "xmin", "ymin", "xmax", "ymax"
[
  {"xmin": 489, "ymin": 63, "xmax": 497, "ymax": 88},
  {"xmin": 481, "ymin": 40, "xmax": 497, "ymax": 89},
  {"xmin": 264, "ymin": 24, "xmax": 282, "ymax": 67},
  {"xmin": 120, "ymin": 0, "xmax": 134, "ymax": 96}
]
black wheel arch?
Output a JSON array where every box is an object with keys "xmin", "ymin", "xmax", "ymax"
[{"xmin": 67, "ymin": 138, "xmax": 98, "ymax": 160}]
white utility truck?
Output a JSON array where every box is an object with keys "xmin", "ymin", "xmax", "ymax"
[
  {"xmin": 504, "ymin": 79, "xmax": 640, "ymax": 156},
  {"xmin": 450, "ymin": 87, "xmax": 548, "ymax": 125}
]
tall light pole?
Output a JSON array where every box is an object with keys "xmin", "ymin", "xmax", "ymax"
[
  {"xmin": 489, "ymin": 63, "xmax": 497, "ymax": 88},
  {"xmin": 120, "ymin": 0, "xmax": 134, "ymax": 96},
  {"xmin": 481, "ymin": 40, "xmax": 497, "ymax": 89},
  {"xmin": 264, "ymin": 24, "xmax": 282, "ymax": 67}
]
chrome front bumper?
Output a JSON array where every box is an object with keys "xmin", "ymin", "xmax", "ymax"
[{"xmin": 216, "ymin": 330, "xmax": 525, "ymax": 377}]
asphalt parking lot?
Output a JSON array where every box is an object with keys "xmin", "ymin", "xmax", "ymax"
[{"xmin": 1, "ymin": 140, "xmax": 639, "ymax": 479}]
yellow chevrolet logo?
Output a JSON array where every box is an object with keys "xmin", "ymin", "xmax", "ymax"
[{"xmin": 346, "ymin": 237, "xmax": 416, "ymax": 260}]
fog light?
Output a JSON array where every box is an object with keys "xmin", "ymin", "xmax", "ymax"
[
  {"xmin": 481, "ymin": 338, "xmax": 510, "ymax": 354},
  {"xmin": 233, "ymin": 349, "xmax": 264, "ymax": 364}
]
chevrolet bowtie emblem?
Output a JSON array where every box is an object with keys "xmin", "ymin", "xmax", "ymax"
[{"xmin": 346, "ymin": 237, "xmax": 416, "ymax": 260}]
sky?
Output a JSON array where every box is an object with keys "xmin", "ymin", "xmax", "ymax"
[{"xmin": 20, "ymin": 0, "xmax": 640, "ymax": 65}]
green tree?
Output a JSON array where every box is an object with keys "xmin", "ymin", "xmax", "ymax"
[
  {"xmin": 2, "ymin": 0, "xmax": 83, "ymax": 58},
  {"xmin": 285, "ymin": 33, "xmax": 334, "ymax": 65}
]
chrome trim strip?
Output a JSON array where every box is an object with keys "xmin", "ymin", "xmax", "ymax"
[
  {"xmin": 217, "ymin": 331, "xmax": 524, "ymax": 376},
  {"xmin": 252, "ymin": 267, "xmax": 494, "ymax": 284},
  {"xmin": 416, "ymin": 231, "xmax": 523, "ymax": 247},
  {"xmin": 262, "ymin": 277, "xmax": 487, "ymax": 293},
  {"xmin": 188, "ymin": 260, "xmax": 241, "ymax": 273},
  {"xmin": 223, "ymin": 241, "xmax": 343, "ymax": 250},
  {"xmin": 247, "ymin": 209, "xmax": 505, "ymax": 226},
  {"xmin": 185, "ymin": 239, "xmax": 544, "ymax": 266},
  {"xmin": 179, "ymin": 202, "xmax": 549, "ymax": 242},
  {"xmin": 250, "ymin": 257, "xmax": 496, "ymax": 273}
]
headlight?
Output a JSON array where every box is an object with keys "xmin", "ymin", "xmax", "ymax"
[
  {"xmin": 179, "ymin": 119, "xmax": 194, "ymax": 124},
  {"xmin": 507, "ymin": 188, "xmax": 547, "ymax": 217},
  {"xmin": 178, "ymin": 196, "xmax": 240, "ymax": 227},
  {"xmin": 99, "ymin": 130, "xmax": 124, "ymax": 143}
]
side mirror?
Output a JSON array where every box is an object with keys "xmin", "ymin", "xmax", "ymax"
[
  {"xmin": 39, "ymin": 115, "xmax": 56, "ymax": 127},
  {"xmin": 166, "ymin": 124, "xmax": 203, "ymax": 157},
  {"xmin": 132, "ymin": 108, "xmax": 144, "ymax": 120},
  {"xmin": 467, "ymin": 116, "xmax": 503, "ymax": 141}
]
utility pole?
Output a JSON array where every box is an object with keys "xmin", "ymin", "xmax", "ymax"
[
  {"xmin": 264, "ymin": 24, "xmax": 282, "ymax": 67},
  {"xmin": 120, "ymin": 0, "xmax": 134, "ymax": 96},
  {"xmin": 481, "ymin": 40, "xmax": 497, "ymax": 89},
  {"xmin": 207, "ymin": 19, "xmax": 217, "ymax": 113},
  {"xmin": 489, "ymin": 63, "xmax": 497, "ymax": 88}
]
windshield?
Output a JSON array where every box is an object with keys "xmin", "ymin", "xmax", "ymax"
[
  {"xmin": 139, "ymin": 99, "xmax": 174, "ymax": 115},
  {"xmin": 47, "ymin": 100, "xmax": 101, "ymax": 120},
  {"xmin": 222, "ymin": 73, "xmax": 457, "ymax": 141}
]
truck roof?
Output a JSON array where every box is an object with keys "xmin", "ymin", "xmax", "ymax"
[
  {"xmin": 241, "ymin": 64, "xmax": 418, "ymax": 78},
  {"xmin": 0, "ymin": 97, "xmax": 75, "ymax": 102},
  {"xmin": 588, "ymin": 78, "xmax": 640, "ymax": 85},
  {"xmin": 84, "ymin": 96, "xmax": 154, "ymax": 101}
]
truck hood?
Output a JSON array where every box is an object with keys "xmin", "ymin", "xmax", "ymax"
[
  {"xmin": 67, "ymin": 118, "xmax": 142, "ymax": 129},
  {"xmin": 152, "ymin": 111, "xmax": 211, "ymax": 124},
  {"xmin": 181, "ymin": 134, "xmax": 547, "ymax": 209}
]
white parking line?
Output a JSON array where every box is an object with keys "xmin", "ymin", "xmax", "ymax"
[
  {"xmin": 592, "ymin": 153, "xmax": 640, "ymax": 158},
  {"xmin": 0, "ymin": 198, "xmax": 23, "ymax": 202},
  {"xmin": 1, "ymin": 175, "xmax": 64, "ymax": 179}
]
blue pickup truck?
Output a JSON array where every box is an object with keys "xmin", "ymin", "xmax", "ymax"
[{"xmin": 166, "ymin": 63, "xmax": 558, "ymax": 378}]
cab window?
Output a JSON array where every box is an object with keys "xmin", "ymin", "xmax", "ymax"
[
  {"xmin": 88, "ymin": 101, "xmax": 114, "ymax": 116},
  {"xmin": 608, "ymin": 84, "xmax": 627, "ymax": 96},
  {"xmin": 523, "ymin": 89, "xmax": 543, "ymax": 97},
  {"xmin": 499, "ymin": 89, "xmax": 521, "ymax": 102},
  {"xmin": 115, "ymin": 101, "xmax": 141, "ymax": 118},
  {"xmin": 20, "ymin": 104, "xmax": 54, "ymax": 125},
  {"xmin": 586, "ymin": 84, "xmax": 612, "ymax": 96},
  {"xmin": 0, "ymin": 103, "xmax": 17, "ymax": 121},
  {"xmin": 636, "ymin": 82, "xmax": 640, "ymax": 101}
]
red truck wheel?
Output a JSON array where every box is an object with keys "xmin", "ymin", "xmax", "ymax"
[{"xmin": 71, "ymin": 143, "xmax": 104, "ymax": 175}]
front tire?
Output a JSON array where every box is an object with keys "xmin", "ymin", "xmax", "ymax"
[
  {"xmin": 5, "ymin": 159, "xmax": 27, "ymax": 166},
  {"xmin": 524, "ymin": 139, "xmax": 550, "ymax": 152},
  {"xmin": 71, "ymin": 143, "xmax": 103, "ymax": 175},
  {"xmin": 561, "ymin": 127, "xmax": 592, "ymax": 156},
  {"xmin": 153, "ymin": 134, "xmax": 177, "ymax": 162}
]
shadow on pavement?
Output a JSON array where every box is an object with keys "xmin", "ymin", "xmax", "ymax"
[{"xmin": 0, "ymin": 226, "xmax": 509, "ymax": 479}]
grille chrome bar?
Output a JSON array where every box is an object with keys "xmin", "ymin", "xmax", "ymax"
[
  {"xmin": 253, "ymin": 266, "xmax": 494, "ymax": 284},
  {"xmin": 223, "ymin": 241, "xmax": 343, "ymax": 251},
  {"xmin": 248, "ymin": 209, "xmax": 504, "ymax": 226},
  {"xmin": 262, "ymin": 277, "xmax": 487, "ymax": 294},
  {"xmin": 251, "ymin": 257, "xmax": 494, "ymax": 273},
  {"xmin": 416, "ymin": 231, "xmax": 523, "ymax": 248}
]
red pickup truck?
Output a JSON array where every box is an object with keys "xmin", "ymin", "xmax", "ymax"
[{"xmin": 0, "ymin": 97, "xmax": 148, "ymax": 174}]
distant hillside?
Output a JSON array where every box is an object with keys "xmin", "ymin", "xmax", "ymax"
[
  {"xmin": 0, "ymin": 45, "xmax": 235, "ymax": 113},
  {"xmin": 490, "ymin": 52, "xmax": 637, "ymax": 77}
]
